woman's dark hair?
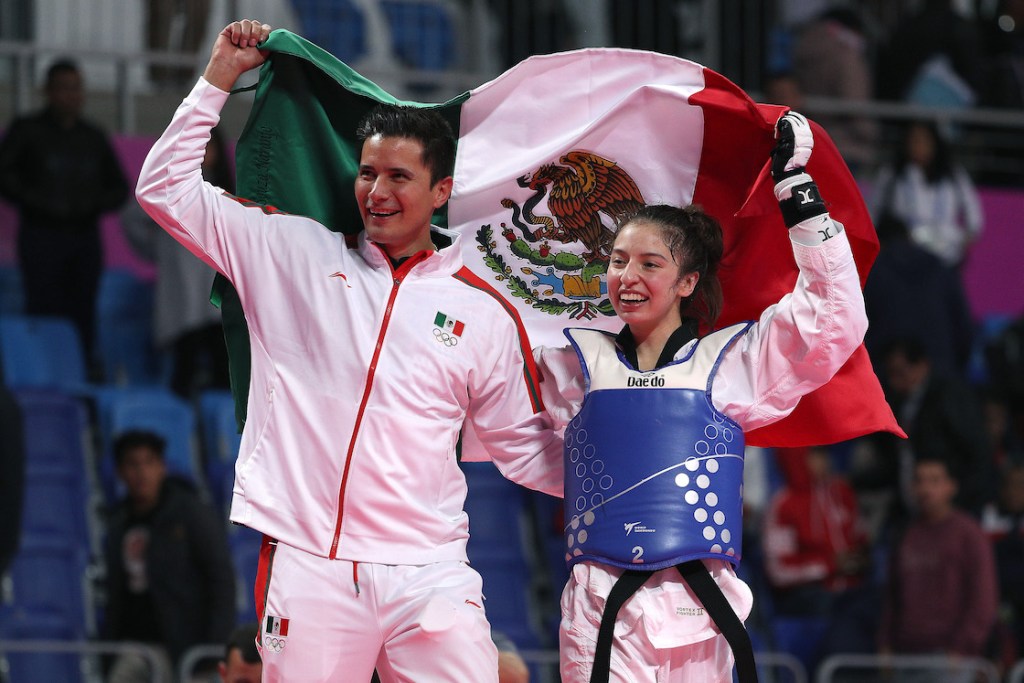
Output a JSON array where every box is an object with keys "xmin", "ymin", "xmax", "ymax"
[
  {"xmin": 894, "ymin": 119, "xmax": 954, "ymax": 183},
  {"xmin": 614, "ymin": 204, "xmax": 724, "ymax": 329}
]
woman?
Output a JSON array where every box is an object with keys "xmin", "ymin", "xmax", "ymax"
[
  {"xmin": 871, "ymin": 119, "xmax": 982, "ymax": 268},
  {"xmin": 535, "ymin": 113, "xmax": 868, "ymax": 683}
]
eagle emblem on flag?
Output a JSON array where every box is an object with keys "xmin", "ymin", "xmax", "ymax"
[{"xmin": 476, "ymin": 150, "xmax": 645, "ymax": 321}]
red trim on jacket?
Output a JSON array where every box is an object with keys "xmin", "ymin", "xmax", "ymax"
[{"xmin": 452, "ymin": 266, "xmax": 545, "ymax": 413}]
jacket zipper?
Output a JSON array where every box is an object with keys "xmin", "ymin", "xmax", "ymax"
[{"xmin": 329, "ymin": 249, "xmax": 430, "ymax": 559}]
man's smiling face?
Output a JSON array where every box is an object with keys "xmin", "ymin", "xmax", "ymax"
[{"xmin": 355, "ymin": 135, "xmax": 452, "ymax": 260}]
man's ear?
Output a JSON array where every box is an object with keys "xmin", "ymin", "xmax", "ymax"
[{"xmin": 434, "ymin": 176, "xmax": 454, "ymax": 208}]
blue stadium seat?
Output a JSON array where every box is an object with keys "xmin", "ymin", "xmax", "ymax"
[
  {"xmin": 381, "ymin": 0, "xmax": 460, "ymax": 71},
  {"xmin": 0, "ymin": 265, "xmax": 24, "ymax": 314},
  {"xmin": 462, "ymin": 461, "xmax": 546, "ymax": 647},
  {"xmin": 3, "ymin": 539, "xmax": 92, "ymax": 639},
  {"xmin": 13, "ymin": 388, "xmax": 91, "ymax": 471},
  {"xmin": 20, "ymin": 471, "xmax": 94, "ymax": 551},
  {"xmin": 769, "ymin": 615, "xmax": 828, "ymax": 676},
  {"xmin": 198, "ymin": 389, "xmax": 243, "ymax": 513},
  {"xmin": 13, "ymin": 389, "xmax": 96, "ymax": 553},
  {"xmin": 229, "ymin": 526, "xmax": 264, "ymax": 624},
  {"xmin": 0, "ymin": 612, "xmax": 86, "ymax": 683},
  {"xmin": 93, "ymin": 386, "xmax": 202, "ymax": 502},
  {"xmin": 0, "ymin": 314, "xmax": 88, "ymax": 391},
  {"xmin": 291, "ymin": 0, "xmax": 368, "ymax": 64},
  {"xmin": 528, "ymin": 489, "xmax": 569, "ymax": 577},
  {"xmin": 462, "ymin": 461, "xmax": 530, "ymax": 565},
  {"xmin": 473, "ymin": 561, "xmax": 541, "ymax": 650},
  {"xmin": 95, "ymin": 268, "xmax": 161, "ymax": 386}
]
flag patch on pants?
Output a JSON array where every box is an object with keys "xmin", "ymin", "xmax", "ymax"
[
  {"xmin": 263, "ymin": 614, "xmax": 290, "ymax": 653},
  {"xmin": 266, "ymin": 614, "xmax": 290, "ymax": 636}
]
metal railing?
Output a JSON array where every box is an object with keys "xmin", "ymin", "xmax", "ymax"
[
  {"xmin": 1009, "ymin": 658, "xmax": 1024, "ymax": 683},
  {"xmin": 2, "ymin": 41, "xmax": 1021, "ymax": 184},
  {"xmin": 179, "ymin": 644, "xmax": 222, "ymax": 683},
  {"xmin": 815, "ymin": 653, "xmax": 1002, "ymax": 683},
  {"xmin": 513, "ymin": 648, "xmax": 809, "ymax": 683},
  {"xmin": 4, "ymin": 639, "xmax": 1022, "ymax": 682},
  {"xmin": 0, "ymin": 639, "xmax": 171, "ymax": 683}
]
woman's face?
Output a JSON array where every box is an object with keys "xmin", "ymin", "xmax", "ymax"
[
  {"xmin": 906, "ymin": 124, "xmax": 936, "ymax": 168},
  {"xmin": 607, "ymin": 220, "xmax": 697, "ymax": 341}
]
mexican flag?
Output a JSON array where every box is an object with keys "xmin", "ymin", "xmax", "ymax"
[{"xmin": 217, "ymin": 29, "xmax": 903, "ymax": 448}]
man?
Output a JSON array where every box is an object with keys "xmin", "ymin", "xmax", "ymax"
[
  {"xmin": 875, "ymin": 337, "xmax": 992, "ymax": 518},
  {"xmin": 136, "ymin": 20, "xmax": 562, "ymax": 682},
  {"xmin": 103, "ymin": 430, "xmax": 236, "ymax": 682},
  {"xmin": 0, "ymin": 58, "xmax": 129, "ymax": 370},
  {"xmin": 878, "ymin": 457, "xmax": 998, "ymax": 677},
  {"xmin": 218, "ymin": 623, "xmax": 262, "ymax": 683}
]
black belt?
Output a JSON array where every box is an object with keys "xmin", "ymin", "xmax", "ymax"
[{"xmin": 589, "ymin": 560, "xmax": 758, "ymax": 683}]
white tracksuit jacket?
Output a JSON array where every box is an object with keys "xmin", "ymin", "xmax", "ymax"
[{"xmin": 136, "ymin": 78, "xmax": 563, "ymax": 565}]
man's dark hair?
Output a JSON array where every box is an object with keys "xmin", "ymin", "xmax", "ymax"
[
  {"xmin": 224, "ymin": 622, "xmax": 261, "ymax": 664},
  {"xmin": 45, "ymin": 57, "xmax": 80, "ymax": 87},
  {"xmin": 355, "ymin": 105, "xmax": 456, "ymax": 186},
  {"xmin": 882, "ymin": 336, "xmax": 930, "ymax": 366},
  {"xmin": 112, "ymin": 429, "xmax": 166, "ymax": 467}
]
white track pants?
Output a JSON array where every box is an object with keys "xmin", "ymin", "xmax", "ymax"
[
  {"xmin": 559, "ymin": 561, "xmax": 750, "ymax": 683},
  {"xmin": 255, "ymin": 540, "xmax": 499, "ymax": 682}
]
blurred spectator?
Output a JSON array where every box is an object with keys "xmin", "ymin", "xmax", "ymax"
[
  {"xmin": 493, "ymin": 630, "xmax": 531, "ymax": 683},
  {"xmin": 121, "ymin": 127, "xmax": 233, "ymax": 398},
  {"xmin": 775, "ymin": 0, "xmax": 832, "ymax": 31},
  {"xmin": 981, "ymin": 0, "xmax": 1024, "ymax": 108},
  {"xmin": 0, "ymin": 383, "xmax": 24, "ymax": 576},
  {"xmin": 790, "ymin": 7, "xmax": 879, "ymax": 174},
  {"xmin": 981, "ymin": 461, "xmax": 1024, "ymax": 666},
  {"xmin": 985, "ymin": 314, "xmax": 1024, "ymax": 442},
  {"xmin": 147, "ymin": 0, "xmax": 211, "ymax": 87},
  {"xmin": 762, "ymin": 71, "xmax": 805, "ymax": 109},
  {"xmin": 875, "ymin": 0, "xmax": 987, "ymax": 106},
  {"xmin": 981, "ymin": 385, "xmax": 1024, "ymax": 470},
  {"xmin": 870, "ymin": 120, "xmax": 983, "ymax": 269},
  {"xmin": 218, "ymin": 622, "xmax": 262, "ymax": 683},
  {"xmin": 863, "ymin": 211, "xmax": 974, "ymax": 377},
  {"xmin": 103, "ymin": 430, "xmax": 235, "ymax": 683},
  {"xmin": 0, "ymin": 58, "xmax": 129, "ymax": 373},
  {"xmin": 864, "ymin": 337, "xmax": 993, "ymax": 521},
  {"xmin": 762, "ymin": 446, "xmax": 870, "ymax": 617},
  {"xmin": 878, "ymin": 457, "xmax": 998, "ymax": 668}
]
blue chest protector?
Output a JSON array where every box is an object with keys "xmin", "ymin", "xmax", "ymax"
[{"xmin": 563, "ymin": 323, "xmax": 752, "ymax": 571}]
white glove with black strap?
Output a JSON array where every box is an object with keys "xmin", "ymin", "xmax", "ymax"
[{"xmin": 771, "ymin": 112, "xmax": 828, "ymax": 230}]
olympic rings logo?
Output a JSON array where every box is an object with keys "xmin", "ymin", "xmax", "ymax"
[
  {"xmin": 433, "ymin": 328, "xmax": 459, "ymax": 347},
  {"xmin": 264, "ymin": 637, "xmax": 287, "ymax": 653}
]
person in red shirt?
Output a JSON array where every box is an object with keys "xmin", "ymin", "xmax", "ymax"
[
  {"xmin": 879, "ymin": 457, "xmax": 998, "ymax": 662},
  {"xmin": 762, "ymin": 445, "xmax": 869, "ymax": 616}
]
